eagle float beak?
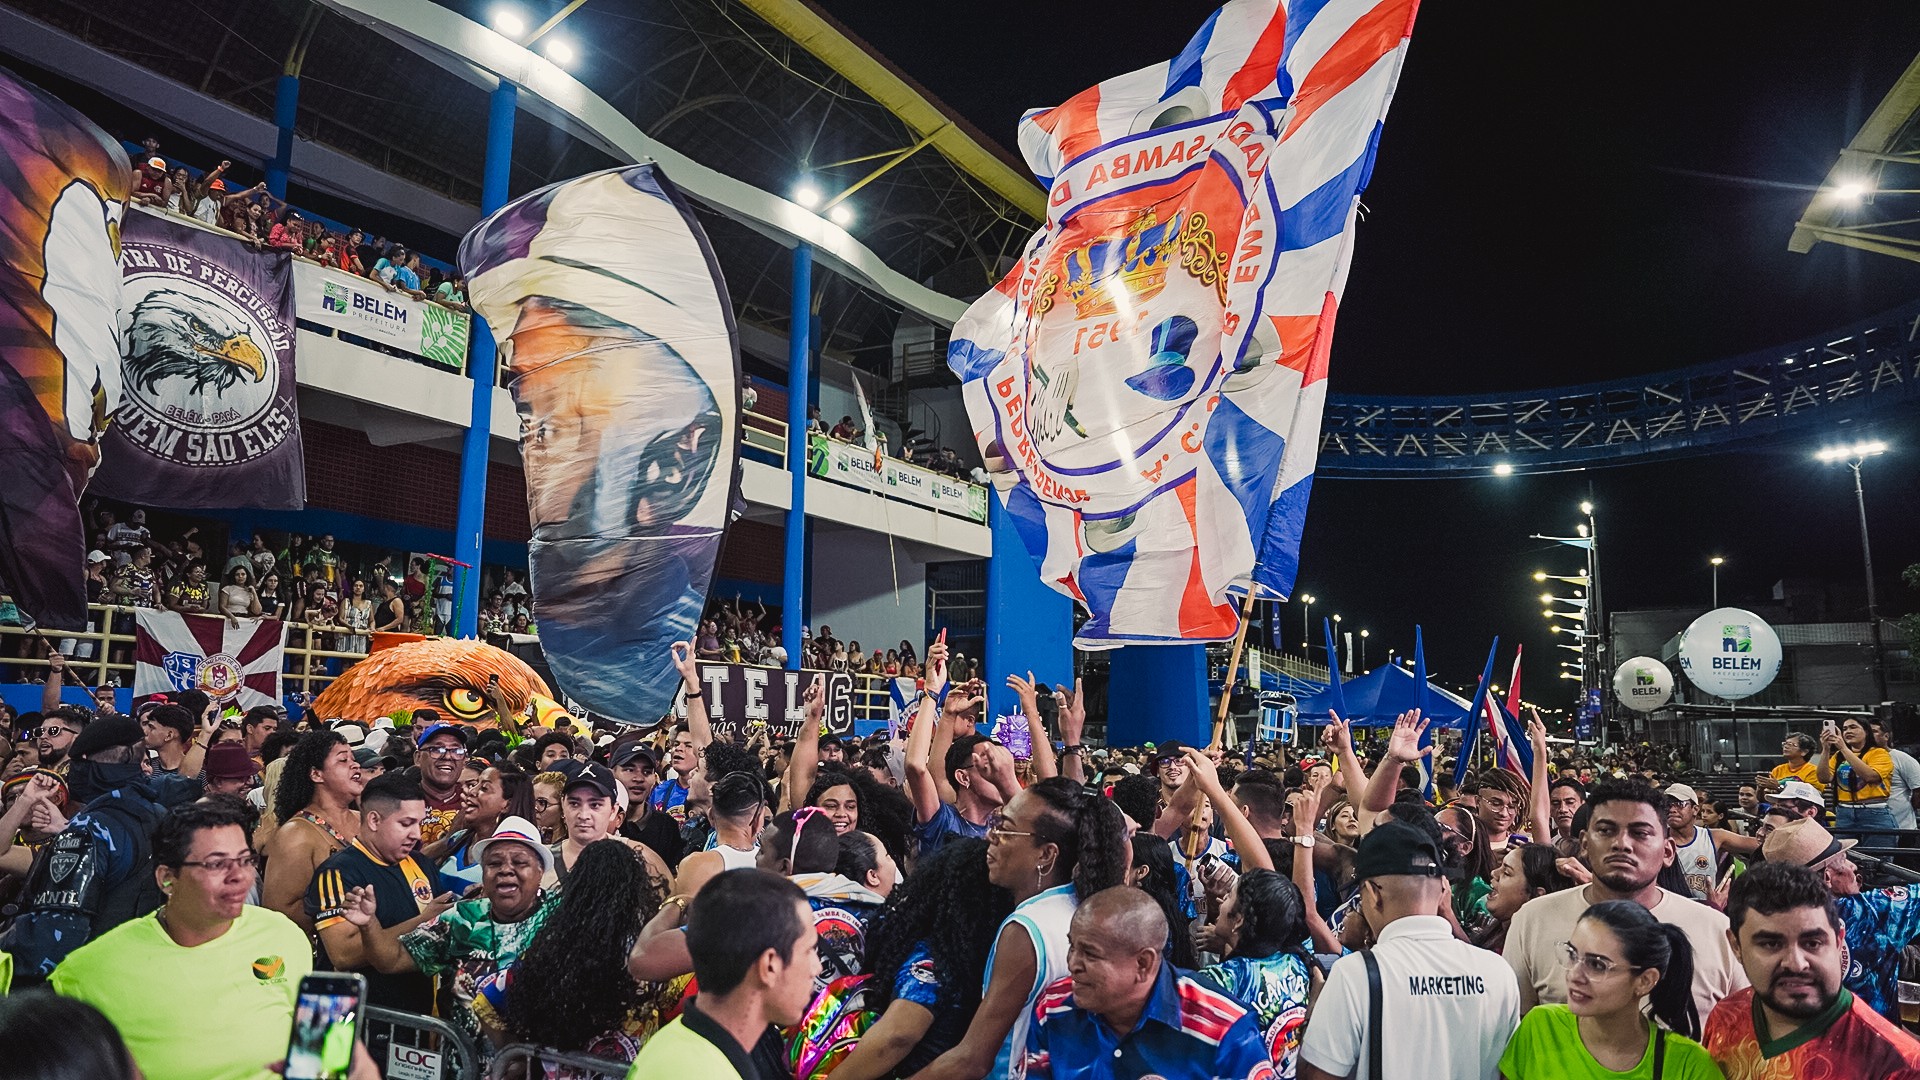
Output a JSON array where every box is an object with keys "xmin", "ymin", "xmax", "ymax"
[{"xmin": 204, "ymin": 334, "xmax": 267, "ymax": 381}]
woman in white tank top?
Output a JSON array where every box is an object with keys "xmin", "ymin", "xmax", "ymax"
[{"xmin": 912, "ymin": 776, "xmax": 1132, "ymax": 1080}]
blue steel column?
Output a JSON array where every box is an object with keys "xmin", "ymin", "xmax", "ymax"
[
  {"xmin": 782, "ymin": 245, "xmax": 813, "ymax": 670},
  {"xmin": 452, "ymin": 82, "xmax": 517, "ymax": 638},
  {"xmin": 983, "ymin": 494, "xmax": 1073, "ymax": 719},
  {"xmin": 265, "ymin": 74, "xmax": 298, "ymax": 201}
]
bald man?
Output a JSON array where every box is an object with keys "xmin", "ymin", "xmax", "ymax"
[{"xmin": 1019, "ymin": 886, "xmax": 1277, "ymax": 1080}]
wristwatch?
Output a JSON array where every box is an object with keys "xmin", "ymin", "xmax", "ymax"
[{"xmin": 1292, "ymin": 835, "xmax": 1316, "ymax": 849}]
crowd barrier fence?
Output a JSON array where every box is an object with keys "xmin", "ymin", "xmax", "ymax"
[
  {"xmin": 365, "ymin": 1006, "xmax": 482, "ymax": 1080},
  {"xmin": 488, "ymin": 1044, "xmax": 631, "ymax": 1079}
]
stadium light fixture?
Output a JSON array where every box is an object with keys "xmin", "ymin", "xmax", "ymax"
[
  {"xmin": 1814, "ymin": 440, "xmax": 1887, "ymax": 463},
  {"xmin": 1580, "ymin": 501, "xmax": 1594, "ymax": 516},
  {"xmin": 542, "ymin": 36, "xmax": 576, "ymax": 67},
  {"xmin": 793, "ymin": 183, "xmax": 823, "ymax": 209},
  {"xmin": 491, "ymin": 7, "xmax": 527, "ymax": 37},
  {"xmin": 1492, "ymin": 462, "xmax": 1514, "ymax": 476},
  {"xmin": 828, "ymin": 203, "xmax": 855, "ymax": 226},
  {"xmin": 1834, "ymin": 179, "xmax": 1872, "ymax": 203}
]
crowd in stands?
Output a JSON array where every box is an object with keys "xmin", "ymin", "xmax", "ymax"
[
  {"xmin": 693, "ymin": 596, "xmax": 932, "ymax": 679},
  {"xmin": 803, "ymin": 404, "xmax": 985, "ymax": 484},
  {"xmin": 127, "ymin": 134, "xmax": 469, "ymax": 312},
  {"xmin": 0, "ymin": 624, "xmax": 1916, "ymax": 1080}
]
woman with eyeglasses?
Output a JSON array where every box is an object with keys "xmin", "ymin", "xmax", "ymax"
[
  {"xmin": 1438, "ymin": 802, "xmax": 1497, "ymax": 936},
  {"xmin": 911, "ymin": 775, "xmax": 1131, "ymax": 1080},
  {"xmin": 1477, "ymin": 843, "xmax": 1577, "ymax": 955},
  {"xmin": 1498, "ymin": 900, "xmax": 1720, "ymax": 1079}
]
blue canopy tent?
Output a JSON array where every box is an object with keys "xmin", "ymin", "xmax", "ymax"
[{"xmin": 1295, "ymin": 662, "xmax": 1475, "ymax": 728}]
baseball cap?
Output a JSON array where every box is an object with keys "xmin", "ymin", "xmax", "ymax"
[
  {"xmin": 352, "ymin": 747, "xmax": 380, "ymax": 769},
  {"xmin": 1663, "ymin": 783, "xmax": 1698, "ymax": 805},
  {"xmin": 565, "ymin": 761, "xmax": 620, "ymax": 802},
  {"xmin": 470, "ymin": 816, "xmax": 553, "ymax": 875},
  {"xmin": 415, "ymin": 722, "xmax": 470, "ymax": 749},
  {"xmin": 1353, "ymin": 819, "xmax": 1445, "ymax": 880},
  {"xmin": 146, "ymin": 156, "xmax": 164, "ymax": 169},
  {"xmin": 1762, "ymin": 818, "xmax": 1856, "ymax": 869},
  {"xmin": 1773, "ymin": 779, "xmax": 1825, "ymax": 808},
  {"xmin": 87, "ymin": 550, "xmax": 110, "ymax": 564},
  {"xmin": 202, "ymin": 742, "xmax": 259, "ymax": 782},
  {"xmin": 610, "ymin": 742, "xmax": 658, "ymax": 770},
  {"xmin": 208, "ymin": 178, "xmax": 226, "ymax": 192}
]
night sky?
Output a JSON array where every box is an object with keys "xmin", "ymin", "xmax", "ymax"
[{"xmin": 816, "ymin": 1, "xmax": 1920, "ymax": 704}]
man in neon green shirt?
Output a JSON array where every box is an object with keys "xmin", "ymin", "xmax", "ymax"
[
  {"xmin": 626, "ymin": 869, "xmax": 820, "ymax": 1079},
  {"xmin": 53, "ymin": 801, "xmax": 312, "ymax": 1080}
]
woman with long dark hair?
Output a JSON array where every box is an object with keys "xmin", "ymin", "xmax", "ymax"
[
  {"xmin": 262, "ymin": 729, "xmax": 362, "ymax": 930},
  {"xmin": 434, "ymin": 766, "xmax": 534, "ymax": 889},
  {"xmin": 831, "ymin": 838, "xmax": 1013, "ymax": 1080},
  {"xmin": 1438, "ymin": 801, "xmax": 1496, "ymax": 934},
  {"xmin": 911, "ymin": 776, "xmax": 1130, "ymax": 1080},
  {"xmin": 1477, "ymin": 843, "xmax": 1577, "ymax": 954},
  {"xmin": 1194, "ymin": 869, "xmax": 1318, "ymax": 1077},
  {"xmin": 1498, "ymin": 899, "xmax": 1719, "ymax": 1078},
  {"xmin": 804, "ymin": 765, "xmax": 915, "ymax": 869},
  {"xmin": 479, "ymin": 840, "xmax": 681, "ymax": 1072},
  {"xmin": 1128, "ymin": 833, "xmax": 1199, "ymax": 969}
]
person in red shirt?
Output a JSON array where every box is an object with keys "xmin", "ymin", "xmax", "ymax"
[{"xmin": 1704, "ymin": 861, "xmax": 1920, "ymax": 1080}]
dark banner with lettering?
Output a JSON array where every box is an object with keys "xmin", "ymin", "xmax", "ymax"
[
  {"xmin": 94, "ymin": 208, "xmax": 303, "ymax": 508},
  {"xmin": 671, "ymin": 663, "xmax": 855, "ymax": 742}
]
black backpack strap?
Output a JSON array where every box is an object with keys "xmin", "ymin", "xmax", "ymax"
[
  {"xmin": 1363, "ymin": 950, "xmax": 1383, "ymax": 1080},
  {"xmin": 1652, "ymin": 1027, "xmax": 1666, "ymax": 1080}
]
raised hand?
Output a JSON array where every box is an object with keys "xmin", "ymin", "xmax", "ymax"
[
  {"xmin": 669, "ymin": 641, "xmax": 699, "ymax": 687},
  {"xmin": 1057, "ymin": 679, "xmax": 1086, "ymax": 743},
  {"xmin": 1179, "ymin": 746, "xmax": 1222, "ymax": 793},
  {"xmin": 1287, "ymin": 788, "xmax": 1320, "ymax": 834},
  {"xmin": 1321, "ymin": 713, "xmax": 1352, "ymax": 754},
  {"xmin": 1526, "ymin": 708, "xmax": 1548, "ymax": 752},
  {"xmin": 340, "ymin": 885, "xmax": 379, "ymax": 927},
  {"xmin": 925, "ymin": 639, "xmax": 950, "ymax": 696},
  {"xmin": 804, "ymin": 673, "xmax": 826, "ymax": 719},
  {"xmin": 1385, "ymin": 710, "xmax": 1432, "ymax": 764},
  {"xmin": 1007, "ymin": 671, "xmax": 1039, "ymax": 712}
]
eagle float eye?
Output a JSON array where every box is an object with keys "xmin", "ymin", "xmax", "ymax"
[{"xmin": 445, "ymin": 688, "xmax": 487, "ymax": 717}]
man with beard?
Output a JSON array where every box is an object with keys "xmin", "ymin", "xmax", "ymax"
[
  {"xmin": 648, "ymin": 643, "xmax": 713, "ymax": 826},
  {"xmin": 0, "ymin": 715, "xmax": 203, "ymax": 983},
  {"xmin": 1705, "ymin": 861, "xmax": 1920, "ymax": 1077},
  {"xmin": 31, "ymin": 705, "xmax": 89, "ymax": 774},
  {"xmin": 1504, "ymin": 779, "xmax": 1748, "ymax": 1025},
  {"xmin": 412, "ymin": 718, "xmax": 469, "ymax": 845}
]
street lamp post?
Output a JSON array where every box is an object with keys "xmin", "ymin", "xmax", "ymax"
[
  {"xmin": 1359, "ymin": 629, "xmax": 1370, "ymax": 670},
  {"xmin": 1299, "ymin": 594, "xmax": 1316, "ymax": 661},
  {"xmin": 1817, "ymin": 441, "xmax": 1890, "ymax": 701},
  {"xmin": 1332, "ymin": 613, "xmax": 1343, "ymax": 670},
  {"xmin": 1710, "ymin": 556, "xmax": 1724, "ymax": 608}
]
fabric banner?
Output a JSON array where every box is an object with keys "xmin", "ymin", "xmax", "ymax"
[
  {"xmin": 807, "ymin": 433, "xmax": 989, "ymax": 522},
  {"xmin": 133, "ymin": 609, "xmax": 286, "ymax": 710},
  {"xmin": 292, "ymin": 259, "xmax": 470, "ymax": 371},
  {"xmin": 0, "ymin": 69, "xmax": 130, "ymax": 632},
  {"xmin": 947, "ymin": 0, "xmax": 1418, "ymax": 647},
  {"xmin": 95, "ymin": 208, "xmax": 303, "ymax": 508},
  {"xmin": 462, "ymin": 164, "xmax": 741, "ymax": 727},
  {"xmin": 670, "ymin": 663, "xmax": 854, "ymax": 742}
]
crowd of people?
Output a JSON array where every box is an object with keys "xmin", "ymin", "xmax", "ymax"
[
  {"xmin": 129, "ymin": 135, "xmax": 471, "ymax": 311},
  {"xmin": 692, "ymin": 596, "xmax": 933, "ymax": 678},
  {"xmin": 0, "ymin": 629, "xmax": 1916, "ymax": 1080}
]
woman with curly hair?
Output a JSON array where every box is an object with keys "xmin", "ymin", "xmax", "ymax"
[
  {"xmin": 477, "ymin": 839, "xmax": 682, "ymax": 1074},
  {"xmin": 804, "ymin": 765, "xmax": 916, "ymax": 869},
  {"xmin": 912, "ymin": 776, "xmax": 1131, "ymax": 1080},
  {"xmin": 830, "ymin": 838, "xmax": 1012, "ymax": 1080},
  {"xmin": 262, "ymin": 728, "xmax": 362, "ymax": 931},
  {"xmin": 1194, "ymin": 869, "xmax": 1319, "ymax": 1075}
]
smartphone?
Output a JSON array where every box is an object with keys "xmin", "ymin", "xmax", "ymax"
[{"xmin": 284, "ymin": 972, "xmax": 367, "ymax": 1080}]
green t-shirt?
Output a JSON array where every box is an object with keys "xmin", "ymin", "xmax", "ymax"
[
  {"xmin": 53, "ymin": 906, "xmax": 313, "ymax": 1080},
  {"xmin": 1499, "ymin": 1004, "xmax": 1724, "ymax": 1080}
]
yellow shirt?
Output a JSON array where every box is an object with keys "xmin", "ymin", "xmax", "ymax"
[
  {"xmin": 1771, "ymin": 760, "xmax": 1819, "ymax": 786},
  {"xmin": 53, "ymin": 906, "xmax": 313, "ymax": 1080},
  {"xmin": 1829, "ymin": 747, "xmax": 1894, "ymax": 803}
]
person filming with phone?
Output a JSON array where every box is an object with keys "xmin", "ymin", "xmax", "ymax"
[{"xmin": 49, "ymin": 799, "xmax": 375, "ymax": 1080}]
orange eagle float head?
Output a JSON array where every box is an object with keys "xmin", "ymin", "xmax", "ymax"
[{"xmin": 309, "ymin": 638, "xmax": 566, "ymax": 732}]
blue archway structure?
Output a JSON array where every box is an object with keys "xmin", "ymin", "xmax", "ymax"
[{"xmin": 1318, "ymin": 300, "xmax": 1920, "ymax": 477}]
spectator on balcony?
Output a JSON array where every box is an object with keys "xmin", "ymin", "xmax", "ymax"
[
  {"xmin": 696, "ymin": 621, "xmax": 725, "ymax": 662},
  {"xmin": 830, "ymin": 415, "xmax": 859, "ymax": 441},
  {"xmin": 130, "ymin": 155, "xmax": 167, "ymax": 206},
  {"xmin": 257, "ymin": 570, "xmax": 288, "ymax": 620},
  {"xmin": 247, "ymin": 534, "xmax": 276, "ymax": 580},
  {"xmin": 105, "ymin": 508, "xmax": 152, "ymax": 564},
  {"xmin": 160, "ymin": 165, "xmax": 195, "ymax": 214},
  {"xmin": 84, "ymin": 549, "xmax": 112, "ymax": 604},
  {"xmin": 112, "ymin": 546, "xmax": 160, "ymax": 609},
  {"xmin": 305, "ymin": 534, "xmax": 343, "ymax": 587},
  {"xmin": 336, "ymin": 229, "xmax": 367, "ymax": 275},
  {"xmin": 219, "ymin": 565, "xmax": 263, "ymax": 623},
  {"xmin": 340, "ymin": 579, "xmax": 374, "ymax": 653},
  {"xmin": 193, "ymin": 177, "xmax": 259, "ymax": 226},
  {"xmin": 374, "ymin": 577, "xmax": 407, "ymax": 633},
  {"xmin": 266, "ymin": 211, "xmax": 303, "ymax": 250},
  {"xmin": 807, "ymin": 404, "xmax": 827, "ymax": 434}
]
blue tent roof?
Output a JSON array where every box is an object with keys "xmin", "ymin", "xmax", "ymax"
[{"xmin": 1295, "ymin": 663, "xmax": 1474, "ymax": 727}]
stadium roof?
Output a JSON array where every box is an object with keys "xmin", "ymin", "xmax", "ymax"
[
  {"xmin": 0, "ymin": 0, "xmax": 1045, "ymax": 364},
  {"xmin": 1789, "ymin": 46, "xmax": 1920, "ymax": 263}
]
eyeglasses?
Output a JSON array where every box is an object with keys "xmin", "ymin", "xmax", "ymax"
[
  {"xmin": 178, "ymin": 855, "xmax": 259, "ymax": 878},
  {"xmin": 987, "ymin": 813, "xmax": 1035, "ymax": 841},
  {"xmin": 26, "ymin": 727, "xmax": 77, "ymax": 740},
  {"xmin": 1557, "ymin": 941, "xmax": 1637, "ymax": 978},
  {"xmin": 533, "ymin": 798, "xmax": 557, "ymax": 812},
  {"xmin": 418, "ymin": 745, "xmax": 466, "ymax": 757}
]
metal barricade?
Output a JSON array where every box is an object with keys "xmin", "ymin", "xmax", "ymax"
[
  {"xmin": 365, "ymin": 1005, "xmax": 482, "ymax": 1080},
  {"xmin": 488, "ymin": 1044, "xmax": 631, "ymax": 1080}
]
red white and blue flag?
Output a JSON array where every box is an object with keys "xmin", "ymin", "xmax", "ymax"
[
  {"xmin": 949, "ymin": 0, "xmax": 1420, "ymax": 646},
  {"xmin": 133, "ymin": 609, "xmax": 286, "ymax": 710},
  {"xmin": 1486, "ymin": 646, "xmax": 1535, "ymax": 777}
]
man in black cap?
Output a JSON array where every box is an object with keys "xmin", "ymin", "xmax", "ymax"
[
  {"xmin": 0, "ymin": 713, "xmax": 204, "ymax": 983},
  {"xmin": 609, "ymin": 740, "xmax": 661, "ymax": 812},
  {"xmin": 1298, "ymin": 819, "xmax": 1520, "ymax": 1080}
]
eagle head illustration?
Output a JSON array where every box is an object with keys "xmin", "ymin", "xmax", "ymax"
[{"xmin": 123, "ymin": 288, "xmax": 268, "ymax": 395}]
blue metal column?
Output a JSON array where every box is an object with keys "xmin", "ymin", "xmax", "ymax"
[
  {"xmin": 782, "ymin": 244, "xmax": 813, "ymax": 670},
  {"xmin": 1105, "ymin": 644, "xmax": 1210, "ymax": 748},
  {"xmin": 451, "ymin": 82, "xmax": 517, "ymax": 638},
  {"xmin": 265, "ymin": 74, "xmax": 298, "ymax": 201},
  {"xmin": 983, "ymin": 494, "xmax": 1073, "ymax": 719}
]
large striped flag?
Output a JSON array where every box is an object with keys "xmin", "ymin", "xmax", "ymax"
[
  {"xmin": 134, "ymin": 610, "xmax": 286, "ymax": 710},
  {"xmin": 949, "ymin": 0, "xmax": 1421, "ymax": 646},
  {"xmin": 1487, "ymin": 687, "xmax": 1535, "ymax": 777}
]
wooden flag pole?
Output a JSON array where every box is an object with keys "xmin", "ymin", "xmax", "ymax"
[{"xmin": 1209, "ymin": 590, "xmax": 1261, "ymax": 751}]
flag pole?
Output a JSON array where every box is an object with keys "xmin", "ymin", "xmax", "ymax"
[{"xmin": 1208, "ymin": 590, "xmax": 1260, "ymax": 750}]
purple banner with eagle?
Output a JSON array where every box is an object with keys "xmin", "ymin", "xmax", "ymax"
[{"xmin": 94, "ymin": 208, "xmax": 304, "ymax": 509}]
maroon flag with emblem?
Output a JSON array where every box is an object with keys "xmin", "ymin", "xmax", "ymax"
[{"xmin": 132, "ymin": 609, "xmax": 286, "ymax": 710}]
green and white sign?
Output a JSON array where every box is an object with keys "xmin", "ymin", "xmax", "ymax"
[{"xmin": 293, "ymin": 260, "xmax": 470, "ymax": 371}]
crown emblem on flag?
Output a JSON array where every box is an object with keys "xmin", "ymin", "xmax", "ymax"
[{"xmin": 1055, "ymin": 210, "xmax": 1183, "ymax": 318}]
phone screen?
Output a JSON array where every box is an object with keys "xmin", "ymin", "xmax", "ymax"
[{"xmin": 285, "ymin": 973, "xmax": 365, "ymax": 1080}]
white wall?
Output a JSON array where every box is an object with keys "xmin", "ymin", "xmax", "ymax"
[{"xmin": 809, "ymin": 524, "xmax": 927, "ymax": 652}]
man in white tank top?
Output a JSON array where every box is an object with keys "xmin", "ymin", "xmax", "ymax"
[{"xmin": 1664, "ymin": 783, "xmax": 1758, "ymax": 900}]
